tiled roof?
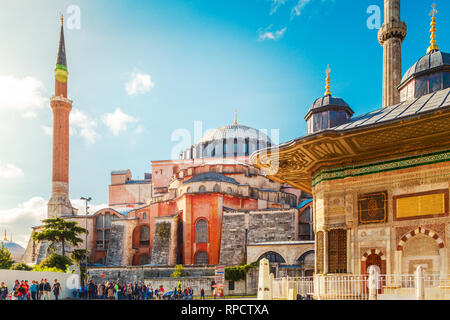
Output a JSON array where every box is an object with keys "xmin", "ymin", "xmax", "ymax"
[{"xmin": 332, "ymin": 88, "xmax": 450, "ymax": 131}]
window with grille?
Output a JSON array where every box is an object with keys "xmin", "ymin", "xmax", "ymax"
[
  {"xmin": 195, "ymin": 251, "xmax": 209, "ymax": 265},
  {"xmin": 196, "ymin": 219, "xmax": 208, "ymax": 243},
  {"xmin": 139, "ymin": 225, "xmax": 150, "ymax": 247},
  {"xmin": 328, "ymin": 229, "xmax": 347, "ymax": 273},
  {"xmin": 298, "ymin": 207, "xmax": 314, "ymax": 241},
  {"xmin": 96, "ymin": 213, "xmax": 112, "ymax": 250},
  {"xmin": 199, "ymin": 185, "xmax": 206, "ymax": 193}
]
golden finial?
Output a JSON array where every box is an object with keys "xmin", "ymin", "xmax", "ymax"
[
  {"xmin": 61, "ymin": 14, "xmax": 64, "ymax": 27},
  {"xmin": 325, "ymin": 65, "xmax": 331, "ymax": 96},
  {"xmin": 234, "ymin": 110, "xmax": 238, "ymax": 125},
  {"xmin": 427, "ymin": 3, "xmax": 439, "ymax": 55},
  {"xmin": 3, "ymin": 230, "xmax": 7, "ymax": 242}
]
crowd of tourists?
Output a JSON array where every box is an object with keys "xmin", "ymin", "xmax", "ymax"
[
  {"xmin": 72, "ymin": 280, "xmax": 204, "ymax": 300},
  {"xmin": 0, "ymin": 279, "xmax": 62, "ymax": 301}
]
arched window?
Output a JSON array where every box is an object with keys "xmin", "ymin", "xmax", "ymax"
[
  {"xmin": 96, "ymin": 213, "xmax": 112, "ymax": 250},
  {"xmin": 226, "ymin": 187, "xmax": 232, "ymax": 194},
  {"xmin": 213, "ymin": 184, "xmax": 220, "ymax": 193},
  {"xmin": 258, "ymin": 251, "xmax": 286, "ymax": 263},
  {"xmin": 186, "ymin": 187, "xmax": 191, "ymax": 193},
  {"xmin": 139, "ymin": 254, "xmax": 150, "ymax": 266},
  {"xmin": 297, "ymin": 251, "xmax": 315, "ymax": 276},
  {"xmin": 195, "ymin": 251, "xmax": 209, "ymax": 265},
  {"xmin": 139, "ymin": 225, "xmax": 150, "ymax": 247},
  {"xmin": 196, "ymin": 219, "xmax": 208, "ymax": 243},
  {"xmin": 199, "ymin": 185, "xmax": 207, "ymax": 193}
]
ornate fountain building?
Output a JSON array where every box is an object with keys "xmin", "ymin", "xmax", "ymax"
[{"xmin": 252, "ymin": 2, "xmax": 450, "ymax": 278}]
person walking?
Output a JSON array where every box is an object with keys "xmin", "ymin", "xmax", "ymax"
[
  {"xmin": 200, "ymin": 288, "xmax": 205, "ymax": 299},
  {"xmin": 0, "ymin": 282, "xmax": 8, "ymax": 300},
  {"xmin": 52, "ymin": 279, "xmax": 61, "ymax": 300},
  {"xmin": 38, "ymin": 279, "xmax": 44, "ymax": 300},
  {"xmin": 30, "ymin": 281, "xmax": 38, "ymax": 300},
  {"xmin": 43, "ymin": 279, "xmax": 51, "ymax": 300}
]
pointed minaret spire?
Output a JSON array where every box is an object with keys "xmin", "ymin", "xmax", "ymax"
[
  {"xmin": 234, "ymin": 110, "xmax": 238, "ymax": 125},
  {"xmin": 3, "ymin": 230, "xmax": 7, "ymax": 242},
  {"xmin": 427, "ymin": 3, "xmax": 439, "ymax": 55},
  {"xmin": 55, "ymin": 14, "xmax": 68, "ymax": 92},
  {"xmin": 325, "ymin": 65, "xmax": 331, "ymax": 96}
]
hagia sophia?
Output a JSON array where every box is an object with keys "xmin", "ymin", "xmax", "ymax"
[
  {"xmin": 21, "ymin": 16, "xmax": 314, "ymax": 276},
  {"xmin": 18, "ymin": 0, "xmax": 450, "ymax": 288}
]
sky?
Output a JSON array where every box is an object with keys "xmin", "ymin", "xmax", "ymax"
[{"xmin": 0, "ymin": 0, "xmax": 449, "ymax": 247}]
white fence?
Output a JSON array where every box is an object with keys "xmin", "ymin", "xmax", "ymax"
[{"xmin": 271, "ymin": 273, "xmax": 450, "ymax": 300}]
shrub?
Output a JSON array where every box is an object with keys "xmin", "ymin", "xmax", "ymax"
[
  {"xmin": 225, "ymin": 261, "xmax": 258, "ymax": 282},
  {"xmin": 0, "ymin": 244, "xmax": 13, "ymax": 270},
  {"xmin": 10, "ymin": 263, "xmax": 33, "ymax": 271},
  {"xmin": 171, "ymin": 265, "xmax": 185, "ymax": 277},
  {"xmin": 40, "ymin": 253, "xmax": 73, "ymax": 272}
]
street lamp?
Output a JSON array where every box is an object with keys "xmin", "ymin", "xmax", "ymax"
[{"xmin": 80, "ymin": 197, "xmax": 91, "ymax": 289}]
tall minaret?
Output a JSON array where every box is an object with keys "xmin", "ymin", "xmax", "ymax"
[
  {"xmin": 378, "ymin": 0, "xmax": 407, "ymax": 107},
  {"xmin": 48, "ymin": 16, "xmax": 74, "ymax": 218}
]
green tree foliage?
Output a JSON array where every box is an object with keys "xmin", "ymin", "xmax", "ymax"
[
  {"xmin": 39, "ymin": 253, "xmax": 72, "ymax": 272},
  {"xmin": 32, "ymin": 265, "xmax": 66, "ymax": 273},
  {"xmin": 225, "ymin": 261, "xmax": 258, "ymax": 282},
  {"xmin": 0, "ymin": 243, "xmax": 13, "ymax": 269},
  {"xmin": 32, "ymin": 218, "xmax": 87, "ymax": 257},
  {"xmin": 171, "ymin": 264, "xmax": 185, "ymax": 277},
  {"xmin": 10, "ymin": 263, "xmax": 33, "ymax": 271},
  {"xmin": 70, "ymin": 249, "xmax": 90, "ymax": 280}
]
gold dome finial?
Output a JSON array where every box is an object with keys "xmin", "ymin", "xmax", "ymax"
[
  {"xmin": 427, "ymin": 3, "xmax": 439, "ymax": 55},
  {"xmin": 61, "ymin": 14, "xmax": 64, "ymax": 26},
  {"xmin": 234, "ymin": 110, "xmax": 238, "ymax": 125},
  {"xmin": 3, "ymin": 230, "xmax": 7, "ymax": 242},
  {"xmin": 325, "ymin": 65, "xmax": 331, "ymax": 96}
]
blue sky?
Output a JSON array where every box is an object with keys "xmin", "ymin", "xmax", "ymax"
[{"xmin": 0, "ymin": 0, "xmax": 449, "ymax": 245}]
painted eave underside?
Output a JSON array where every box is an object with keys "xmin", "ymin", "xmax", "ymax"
[{"xmin": 251, "ymin": 88, "xmax": 450, "ymax": 193}]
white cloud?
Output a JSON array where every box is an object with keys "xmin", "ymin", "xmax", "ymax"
[
  {"xmin": 70, "ymin": 108, "xmax": 99, "ymax": 144},
  {"xmin": 0, "ymin": 162, "xmax": 24, "ymax": 179},
  {"xmin": 258, "ymin": 26, "xmax": 288, "ymax": 41},
  {"xmin": 42, "ymin": 109, "xmax": 99, "ymax": 144},
  {"xmin": 291, "ymin": 0, "xmax": 311, "ymax": 18},
  {"xmin": 0, "ymin": 197, "xmax": 107, "ymax": 248},
  {"xmin": 103, "ymin": 108, "xmax": 138, "ymax": 136},
  {"xmin": 270, "ymin": 0, "xmax": 288, "ymax": 15},
  {"xmin": 0, "ymin": 76, "xmax": 48, "ymax": 118},
  {"xmin": 125, "ymin": 71, "xmax": 155, "ymax": 96}
]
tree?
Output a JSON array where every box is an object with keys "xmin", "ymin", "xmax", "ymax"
[
  {"xmin": 10, "ymin": 263, "xmax": 33, "ymax": 271},
  {"xmin": 0, "ymin": 243, "xmax": 13, "ymax": 269},
  {"xmin": 40, "ymin": 253, "xmax": 72, "ymax": 272},
  {"xmin": 32, "ymin": 218, "xmax": 87, "ymax": 257},
  {"xmin": 71, "ymin": 249, "xmax": 90, "ymax": 280}
]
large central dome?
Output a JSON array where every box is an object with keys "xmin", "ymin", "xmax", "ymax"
[{"xmin": 180, "ymin": 123, "xmax": 273, "ymax": 160}]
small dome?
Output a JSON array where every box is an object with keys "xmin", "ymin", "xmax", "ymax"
[
  {"xmin": 183, "ymin": 172, "xmax": 240, "ymax": 185},
  {"xmin": 305, "ymin": 95, "xmax": 354, "ymax": 135},
  {"xmin": 400, "ymin": 51, "xmax": 450, "ymax": 85},
  {"xmin": 308, "ymin": 95, "xmax": 350, "ymax": 112}
]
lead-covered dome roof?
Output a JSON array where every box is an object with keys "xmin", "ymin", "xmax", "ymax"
[{"xmin": 400, "ymin": 51, "xmax": 450, "ymax": 85}]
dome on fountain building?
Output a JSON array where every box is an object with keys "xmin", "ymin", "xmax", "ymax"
[
  {"xmin": 179, "ymin": 112, "xmax": 273, "ymax": 160},
  {"xmin": 398, "ymin": 7, "xmax": 450, "ymax": 102},
  {"xmin": 305, "ymin": 65, "xmax": 354, "ymax": 134}
]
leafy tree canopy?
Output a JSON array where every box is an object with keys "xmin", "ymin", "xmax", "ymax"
[
  {"xmin": 40, "ymin": 253, "xmax": 72, "ymax": 272},
  {"xmin": 32, "ymin": 218, "xmax": 87, "ymax": 257}
]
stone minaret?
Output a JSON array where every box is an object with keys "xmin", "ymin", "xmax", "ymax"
[
  {"xmin": 48, "ymin": 16, "xmax": 74, "ymax": 218},
  {"xmin": 378, "ymin": 0, "xmax": 407, "ymax": 107}
]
